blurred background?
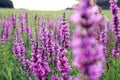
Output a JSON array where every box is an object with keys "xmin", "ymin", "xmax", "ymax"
[{"xmin": 0, "ymin": 0, "xmax": 120, "ymax": 10}]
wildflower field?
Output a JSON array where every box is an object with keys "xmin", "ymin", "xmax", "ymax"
[{"xmin": 0, "ymin": 0, "xmax": 120, "ymax": 80}]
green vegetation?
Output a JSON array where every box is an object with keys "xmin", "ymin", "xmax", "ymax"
[
  {"xmin": 0, "ymin": 8, "xmax": 117, "ymax": 80},
  {"xmin": 0, "ymin": 8, "xmax": 111, "ymax": 19}
]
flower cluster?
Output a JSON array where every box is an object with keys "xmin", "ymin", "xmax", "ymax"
[
  {"xmin": 72, "ymin": 27, "xmax": 105, "ymax": 80},
  {"xmin": 12, "ymin": 14, "xmax": 16, "ymax": 28},
  {"xmin": 0, "ymin": 19, "xmax": 11, "ymax": 44},
  {"xmin": 57, "ymin": 48, "xmax": 71, "ymax": 80},
  {"xmin": 71, "ymin": 0, "xmax": 102, "ymax": 29},
  {"xmin": 112, "ymin": 43, "xmax": 120, "ymax": 57},
  {"xmin": 5, "ymin": 11, "xmax": 72, "ymax": 79},
  {"xmin": 71, "ymin": 0, "xmax": 105, "ymax": 79},
  {"xmin": 59, "ymin": 12, "xmax": 70, "ymax": 48},
  {"xmin": 110, "ymin": 0, "xmax": 120, "ymax": 57},
  {"xmin": 19, "ymin": 13, "xmax": 24, "ymax": 33},
  {"xmin": 31, "ymin": 44, "xmax": 50, "ymax": 80},
  {"xmin": 12, "ymin": 29, "xmax": 26, "ymax": 60},
  {"xmin": 100, "ymin": 22, "xmax": 108, "ymax": 55}
]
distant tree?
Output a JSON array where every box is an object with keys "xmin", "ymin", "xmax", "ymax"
[
  {"xmin": 97, "ymin": 0, "xmax": 109, "ymax": 9},
  {"xmin": 0, "ymin": 0, "xmax": 14, "ymax": 8},
  {"xmin": 97, "ymin": 0, "xmax": 120, "ymax": 9}
]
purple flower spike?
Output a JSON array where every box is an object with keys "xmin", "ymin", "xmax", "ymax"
[
  {"xmin": 71, "ymin": 0, "xmax": 105, "ymax": 79},
  {"xmin": 12, "ymin": 14, "xmax": 16, "ymax": 28},
  {"xmin": 112, "ymin": 43, "xmax": 120, "ymax": 57},
  {"xmin": 26, "ymin": 26, "xmax": 33, "ymax": 39},
  {"xmin": 72, "ymin": 27, "xmax": 105, "ymax": 79},
  {"xmin": 19, "ymin": 12, "xmax": 24, "ymax": 33},
  {"xmin": 60, "ymin": 12, "xmax": 70, "ymax": 48},
  {"xmin": 12, "ymin": 29, "xmax": 26, "ymax": 60},
  {"xmin": 110, "ymin": 0, "xmax": 120, "ymax": 57},
  {"xmin": 57, "ymin": 48, "xmax": 71, "ymax": 80},
  {"xmin": 51, "ymin": 74, "xmax": 59, "ymax": 80},
  {"xmin": 31, "ymin": 46, "xmax": 50, "ymax": 80},
  {"xmin": 0, "ymin": 19, "xmax": 11, "ymax": 43},
  {"xmin": 22, "ymin": 57, "xmax": 32, "ymax": 77},
  {"xmin": 100, "ymin": 22, "xmax": 108, "ymax": 54},
  {"xmin": 25, "ymin": 12, "xmax": 28, "ymax": 27},
  {"xmin": 71, "ymin": 0, "xmax": 102, "ymax": 29}
]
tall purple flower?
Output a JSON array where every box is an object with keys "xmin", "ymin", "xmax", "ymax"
[
  {"xmin": 24, "ymin": 12, "xmax": 32, "ymax": 37},
  {"xmin": 12, "ymin": 29, "xmax": 26, "ymax": 60},
  {"xmin": 46, "ymin": 30, "xmax": 55, "ymax": 56},
  {"xmin": 25, "ymin": 12, "xmax": 28, "ymax": 27},
  {"xmin": 19, "ymin": 12, "xmax": 24, "ymax": 33},
  {"xmin": 51, "ymin": 39, "xmax": 60, "ymax": 80},
  {"xmin": 31, "ymin": 28, "xmax": 50, "ymax": 79},
  {"xmin": 32, "ymin": 47, "xmax": 50, "ymax": 80},
  {"xmin": 100, "ymin": 22, "xmax": 108, "ymax": 55},
  {"xmin": 60, "ymin": 12, "xmax": 70, "ymax": 48},
  {"xmin": 110, "ymin": 0, "xmax": 119, "ymax": 15},
  {"xmin": 71, "ymin": 0, "xmax": 102, "ymax": 29},
  {"xmin": 12, "ymin": 14, "xmax": 16, "ymax": 28},
  {"xmin": 57, "ymin": 13, "xmax": 72, "ymax": 79},
  {"xmin": 72, "ymin": 27, "xmax": 105, "ymax": 80},
  {"xmin": 26, "ymin": 26, "xmax": 33, "ymax": 39},
  {"xmin": 71, "ymin": 0, "xmax": 105, "ymax": 79},
  {"xmin": 38, "ymin": 27, "xmax": 47, "ymax": 58},
  {"xmin": 22, "ymin": 57, "xmax": 32, "ymax": 77},
  {"xmin": 57, "ymin": 48, "xmax": 71, "ymax": 80},
  {"xmin": 110, "ymin": 0, "xmax": 120, "ymax": 41},
  {"xmin": 0, "ymin": 20, "xmax": 11, "ymax": 44},
  {"xmin": 110, "ymin": 0, "xmax": 120, "ymax": 57},
  {"xmin": 112, "ymin": 42, "xmax": 120, "ymax": 57},
  {"xmin": 13, "ymin": 29, "xmax": 32, "ymax": 77}
]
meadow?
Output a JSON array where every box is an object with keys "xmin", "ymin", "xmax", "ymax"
[
  {"xmin": 0, "ymin": 8, "xmax": 112, "ymax": 19},
  {"xmin": 0, "ymin": 7, "xmax": 119, "ymax": 80}
]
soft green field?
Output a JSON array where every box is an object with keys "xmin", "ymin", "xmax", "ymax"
[
  {"xmin": 0, "ymin": 8, "xmax": 119, "ymax": 80},
  {"xmin": 0, "ymin": 8, "xmax": 112, "ymax": 19}
]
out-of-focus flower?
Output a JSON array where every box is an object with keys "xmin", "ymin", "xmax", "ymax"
[
  {"xmin": 71, "ymin": 0, "xmax": 102, "ymax": 29},
  {"xmin": 72, "ymin": 27, "xmax": 105, "ymax": 80},
  {"xmin": 71, "ymin": 0, "xmax": 105, "ymax": 79}
]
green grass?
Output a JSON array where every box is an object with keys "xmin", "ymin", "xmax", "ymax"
[
  {"xmin": 0, "ymin": 8, "xmax": 111, "ymax": 19},
  {"xmin": 0, "ymin": 8, "xmax": 119, "ymax": 80},
  {"xmin": 0, "ymin": 8, "xmax": 72, "ymax": 20}
]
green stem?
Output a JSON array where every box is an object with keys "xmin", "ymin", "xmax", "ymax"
[
  {"xmin": 115, "ymin": 57, "xmax": 118, "ymax": 80},
  {"xmin": 18, "ymin": 61, "xmax": 24, "ymax": 80}
]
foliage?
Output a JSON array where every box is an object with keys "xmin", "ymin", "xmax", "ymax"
[{"xmin": 0, "ymin": 0, "xmax": 14, "ymax": 8}]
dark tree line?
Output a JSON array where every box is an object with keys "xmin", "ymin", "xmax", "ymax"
[
  {"xmin": 0, "ymin": 0, "xmax": 14, "ymax": 8},
  {"xmin": 97, "ymin": 0, "xmax": 120, "ymax": 9}
]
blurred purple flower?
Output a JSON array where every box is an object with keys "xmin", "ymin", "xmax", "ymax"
[
  {"xmin": 71, "ymin": 0, "xmax": 102, "ymax": 29},
  {"xmin": 72, "ymin": 27, "xmax": 105, "ymax": 79}
]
